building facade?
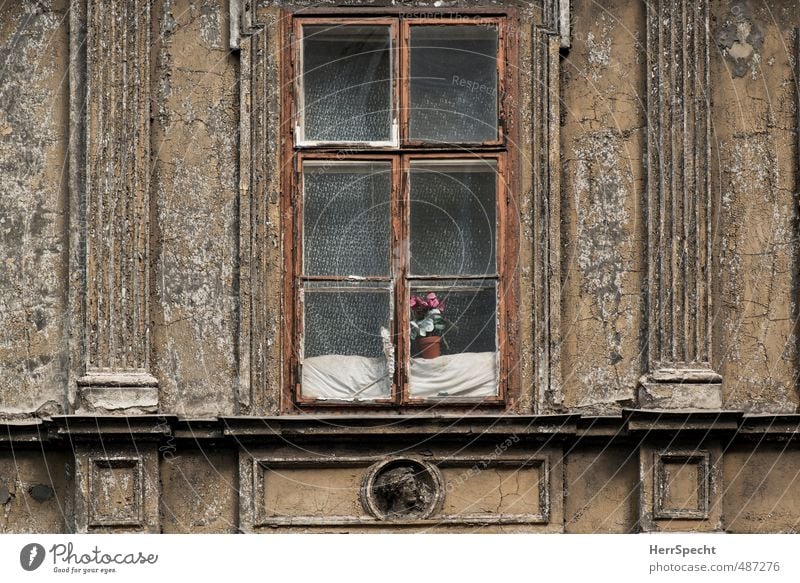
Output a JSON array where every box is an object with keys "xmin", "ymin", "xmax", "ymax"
[{"xmin": 0, "ymin": 0, "xmax": 799, "ymax": 533}]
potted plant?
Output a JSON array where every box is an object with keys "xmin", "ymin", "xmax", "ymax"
[{"xmin": 410, "ymin": 292, "xmax": 448, "ymax": 359}]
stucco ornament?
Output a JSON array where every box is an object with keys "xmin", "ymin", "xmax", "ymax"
[{"xmin": 361, "ymin": 459, "xmax": 444, "ymax": 520}]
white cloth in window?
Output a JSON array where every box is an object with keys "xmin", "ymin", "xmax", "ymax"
[
  {"xmin": 301, "ymin": 351, "xmax": 497, "ymax": 400},
  {"xmin": 409, "ymin": 352, "xmax": 497, "ymax": 398},
  {"xmin": 301, "ymin": 355, "xmax": 391, "ymax": 400}
]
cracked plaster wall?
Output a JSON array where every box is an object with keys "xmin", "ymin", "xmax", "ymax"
[
  {"xmin": 0, "ymin": 0, "xmax": 799, "ymax": 417},
  {"xmin": 560, "ymin": 0, "xmax": 647, "ymax": 413},
  {"xmin": 711, "ymin": 0, "xmax": 800, "ymax": 413},
  {"xmin": 151, "ymin": 0, "xmax": 239, "ymax": 416},
  {"xmin": 0, "ymin": 0, "xmax": 799, "ymax": 534},
  {"xmin": 0, "ymin": 0, "xmax": 69, "ymax": 417}
]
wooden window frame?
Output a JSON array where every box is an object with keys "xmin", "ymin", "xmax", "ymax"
[{"xmin": 282, "ymin": 11, "xmax": 519, "ymax": 411}]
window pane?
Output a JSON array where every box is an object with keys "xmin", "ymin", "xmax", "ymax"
[
  {"xmin": 409, "ymin": 25, "xmax": 498, "ymax": 143},
  {"xmin": 301, "ymin": 282, "xmax": 392, "ymax": 400},
  {"xmin": 408, "ymin": 280, "xmax": 498, "ymax": 398},
  {"xmin": 302, "ymin": 25, "xmax": 392, "ymax": 143},
  {"xmin": 409, "ymin": 160, "xmax": 497, "ymax": 276},
  {"xmin": 303, "ymin": 162, "xmax": 391, "ymax": 277}
]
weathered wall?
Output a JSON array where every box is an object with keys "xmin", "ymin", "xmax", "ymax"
[
  {"xmin": 0, "ymin": 449, "xmax": 67, "ymax": 533},
  {"xmin": 1, "ymin": 0, "xmax": 793, "ymax": 416},
  {"xmin": 0, "ymin": 0, "xmax": 69, "ymax": 417},
  {"xmin": 724, "ymin": 445, "xmax": 800, "ymax": 532},
  {"xmin": 161, "ymin": 450, "xmax": 238, "ymax": 533},
  {"xmin": 151, "ymin": 0, "xmax": 239, "ymax": 416},
  {"xmin": 710, "ymin": 0, "xmax": 800, "ymax": 413},
  {"xmin": 560, "ymin": 0, "xmax": 647, "ymax": 413},
  {"xmin": 0, "ymin": 0, "xmax": 799, "ymax": 534}
]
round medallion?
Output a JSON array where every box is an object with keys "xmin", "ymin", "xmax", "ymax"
[{"xmin": 361, "ymin": 458, "xmax": 443, "ymax": 520}]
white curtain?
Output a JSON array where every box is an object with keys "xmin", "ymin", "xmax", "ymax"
[{"xmin": 301, "ymin": 352, "xmax": 497, "ymax": 400}]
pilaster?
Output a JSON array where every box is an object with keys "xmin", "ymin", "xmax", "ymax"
[{"xmin": 640, "ymin": 0, "xmax": 721, "ymax": 409}]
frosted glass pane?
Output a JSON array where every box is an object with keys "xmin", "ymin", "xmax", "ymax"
[
  {"xmin": 408, "ymin": 281, "xmax": 498, "ymax": 397},
  {"xmin": 409, "ymin": 26, "xmax": 498, "ymax": 143},
  {"xmin": 303, "ymin": 162, "xmax": 391, "ymax": 277},
  {"xmin": 302, "ymin": 283, "xmax": 392, "ymax": 400},
  {"xmin": 302, "ymin": 25, "xmax": 392, "ymax": 142},
  {"xmin": 409, "ymin": 161, "xmax": 496, "ymax": 276},
  {"xmin": 409, "ymin": 281, "xmax": 496, "ymax": 355},
  {"xmin": 303, "ymin": 283, "xmax": 391, "ymax": 359}
]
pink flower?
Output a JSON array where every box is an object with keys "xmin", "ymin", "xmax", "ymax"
[
  {"xmin": 423, "ymin": 293, "xmax": 445, "ymax": 312},
  {"xmin": 410, "ymin": 294, "xmax": 430, "ymax": 316}
]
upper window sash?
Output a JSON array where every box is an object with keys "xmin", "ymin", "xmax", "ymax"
[{"xmin": 294, "ymin": 16, "xmax": 505, "ymax": 149}]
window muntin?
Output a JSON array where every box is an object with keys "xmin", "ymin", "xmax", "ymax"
[{"xmin": 290, "ymin": 15, "xmax": 512, "ymax": 406}]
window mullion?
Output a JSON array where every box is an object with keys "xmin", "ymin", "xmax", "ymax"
[{"xmin": 394, "ymin": 154, "xmax": 409, "ymax": 404}]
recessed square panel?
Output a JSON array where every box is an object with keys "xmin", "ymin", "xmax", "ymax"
[
  {"xmin": 409, "ymin": 25, "xmax": 499, "ymax": 143},
  {"xmin": 88, "ymin": 458, "xmax": 143, "ymax": 527},
  {"xmin": 303, "ymin": 162, "xmax": 392, "ymax": 277},
  {"xmin": 654, "ymin": 452, "xmax": 710, "ymax": 520},
  {"xmin": 409, "ymin": 160, "xmax": 497, "ymax": 276},
  {"xmin": 301, "ymin": 24, "xmax": 393, "ymax": 143}
]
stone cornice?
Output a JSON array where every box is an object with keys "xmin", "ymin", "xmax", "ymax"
[{"xmin": 3, "ymin": 412, "xmax": 800, "ymax": 445}]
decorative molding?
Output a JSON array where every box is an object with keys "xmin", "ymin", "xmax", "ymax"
[
  {"xmin": 72, "ymin": 0, "xmax": 158, "ymax": 412},
  {"xmin": 236, "ymin": 5, "xmax": 279, "ymax": 415},
  {"xmin": 240, "ymin": 451, "xmax": 559, "ymax": 530},
  {"xmin": 223, "ymin": 414, "xmax": 579, "ymax": 439},
  {"xmin": 88, "ymin": 457, "xmax": 144, "ymax": 527},
  {"xmin": 641, "ymin": 0, "xmax": 720, "ymax": 407},
  {"xmin": 638, "ymin": 444, "xmax": 722, "ymax": 532},
  {"xmin": 360, "ymin": 459, "xmax": 445, "ymax": 521},
  {"xmin": 543, "ymin": 0, "xmax": 571, "ymax": 48},
  {"xmin": 653, "ymin": 450, "xmax": 709, "ymax": 520},
  {"xmin": 70, "ymin": 446, "xmax": 159, "ymax": 533},
  {"xmin": 437, "ymin": 457, "xmax": 551, "ymax": 525},
  {"xmin": 9, "ymin": 412, "xmax": 800, "ymax": 445},
  {"xmin": 229, "ymin": 0, "xmax": 262, "ymax": 50},
  {"xmin": 532, "ymin": 26, "xmax": 564, "ymax": 412}
]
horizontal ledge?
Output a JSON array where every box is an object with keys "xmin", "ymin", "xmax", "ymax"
[
  {"xmin": 77, "ymin": 372, "xmax": 159, "ymax": 387},
  {"xmin": 221, "ymin": 414, "xmax": 580, "ymax": 437},
  {"xmin": 624, "ymin": 409, "xmax": 742, "ymax": 432},
  {"xmin": 250, "ymin": 513, "xmax": 548, "ymax": 529},
  {"xmin": 642, "ymin": 368, "xmax": 722, "ymax": 384},
  {"xmin": 76, "ymin": 386, "xmax": 159, "ymax": 415},
  {"xmin": 49, "ymin": 415, "xmax": 177, "ymax": 438},
  {"xmin": 4, "ymin": 413, "xmax": 800, "ymax": 443}
]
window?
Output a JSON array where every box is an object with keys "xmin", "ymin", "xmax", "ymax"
[{"xmin": 286, "ymin": 13, "xmax": 516, "ymax": 406}]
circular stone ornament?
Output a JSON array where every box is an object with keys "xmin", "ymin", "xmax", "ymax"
[{"xmin": 361, "ymin": 458, "xmax": 444, "ymax": 520}]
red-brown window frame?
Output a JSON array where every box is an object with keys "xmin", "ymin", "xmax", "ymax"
[{"xmin": 281, "ymin": 10, "xmax": 520, "ymax": 411}]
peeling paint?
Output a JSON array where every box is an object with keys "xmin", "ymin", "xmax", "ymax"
[
  {"xmin": 715, "ymin": 0, "xmax": 765, "ymax": 78},
  {"xmin": 0, "ymin": 1, "xmax": 67, "ymax": 415}
]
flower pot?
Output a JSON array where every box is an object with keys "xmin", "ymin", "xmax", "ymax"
[{"xmin": 413, "ymin": 336, "xmax": 441, "ymax": 359}]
